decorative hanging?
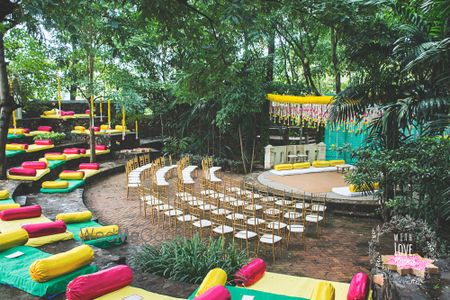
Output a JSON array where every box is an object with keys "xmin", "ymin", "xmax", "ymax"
[
  {"xmin": 57, "ymin": 77, "xmax": 62, "ymax": 115},
  {"xmin": 107, "ymin": 99, "xmax": 111, "ymax": 129}
]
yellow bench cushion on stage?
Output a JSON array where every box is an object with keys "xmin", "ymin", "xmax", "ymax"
[
  {"xmin": 310, "ymin": 282, "xmax": 335, "ymax": 300},
  {"xmin": 95, "ymin": 286, "xmax": 183, "ymax": 300},
  {"xmin": 329, "ymin": 160, "xmax": 345, "ymax": 166},
  {"xmin": 312, "ymin": 160, "xmax": 331, "ymax": 168},
  {"xmin": 56, "ymin": 211, "xmax": 92, "ymax": 224},
  {"xmin": 349, "ymin": 182, "xmax": 379, "ymax": 192},
  {"xmin": 8, "ymin": 128, "xmax": 25, "ymax": 135},
  {"xmin": 274, "ymin": 164, "xmax": 293, "ymax": 171},
  {"xmin": 0, "ymin": 228, "xmax": 29, "ymax": 251},
  {"xmin": 0, "ymin": 203, "xmax": 21, "ymax": 211},
  {"xmin": 293, "ymin": 162, "xmax": 310, "ymax": 169},
  {"xmin": 42, "ymin": 181, "xmax": 69, "ymax": 189},
  {"xmin": 0, "ymin": 190, "xmax": 10, "ymax": 200},
  {"xmin": 6, "ymin": 144, "xmax": 26, "ymax": 151}
]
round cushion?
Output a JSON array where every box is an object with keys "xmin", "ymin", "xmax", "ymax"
[
  {"xmin": 312, "ymin": 160, "xmax": 331, "ymax": 168},
  {"xmin": 35, "ymin": 139, "xmax": 53, "ymax": 145},
  {"xmin": 29, "ymin": 245, "xmax": 94, "ymax": 282},
  {"xmin": 61, "ymin": 110, "xmax": 75, "ymax": 116},
  {"xmin": 37, "ymin": 126, "xmax": 52, "ymax": 132},
  {"xmin": 79, "ymin": 163, "xmax": 100, "ymax": 170},
  {"xmin": 22, "ymin": 161, "xmax": 47, "ymax": 170},
  {"xmin": 0, "ymin": 190, "xmax": 10, "ymax": 200},
  {"xmin": 115, "ymin": 125, "xmax": 126, "ymax": 131},
  {"xmin": 235, "ymin": 258, "xmax": 266, "ymax": 287},
  {"xmin": 95, "ymin": 145, "xmax": 107, "ymax": 151},
  {"xmin": 43, "ymin": 110, "xmax": 56, "ymax": 116},
  {"xmin": 0, "ymin": 203, "xmax": 21, "ymax": 211},
  {"xmin": 79, "ymin": 225, "xmax": 119, "ymax": 240},
  {"xmin": 66, "ymin": 265, "xmax": 133, "ymax": 300},
  {"xmin": 59, "ymin": 171, "xmax": 84, "ymax": 180},
  {"xmin": 0, "ymin": 228, "xmax": 29, "ymax": 252},
  {"xmin": 100, "ymin": 124, "xmax": 109, "ymax": 131},
  {"xmin": 64, "ymin": 148, "xmax": 80, "ymax": 155},
  {"xmin": 195, "ymin": 286, "xmax": 230, "ymax": 300},
  {"xmin": 93, "ymin": 126, "xmax": 100, "ymax": 132},
  {"xmin": 77, "ymin": 148, "xmax": 86, "ymax": 154},
  {"xmin": 74, "ymin": 126, "xmax": 86, "ymax": 132},
  {"xmin": 8, "ymin": 128, "xmax": 24, "ymax": 135},
  {"xmin": 45, "ymin": 153, "xmax": 66, "ymax": 161},
  {"xmin": 9, "ymin": 167, "xmax": 37, "ymax": 177},
  {"xmin": 55, "ymin": 211, "xmax": 92, "ymax": 224},
  {"xmin": 22, "ymin": 220, "xmax": 67, "ymax": 238},
  {"xmin": 6, "ymin": 144, "xmax": 27, "ymax": 151},
  {"xmin": 293, "ymin": 162, "xmax": 310, "ymax": 169},
  {"xmin": 42, "ymin": 181, "xmax": 69, "ymax": 189},
  {"xmin": 0, "ymin": 205, "xmax": 42, "ymax": 221},
  {"xmin": 195, "ymin": 268, "xmax": 227, "ymax": 297}
]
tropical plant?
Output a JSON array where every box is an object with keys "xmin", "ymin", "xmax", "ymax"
[
  {"xmin": 33, "ymin": 132, "xmax": 67, "ymax": 144},
  {"xmin": 130, "ymin": 235, "xmax": 248, "ymax": 284}
]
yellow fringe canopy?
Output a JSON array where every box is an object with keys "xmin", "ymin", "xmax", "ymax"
[{"xmin": 266, "ymin": 93, "xmax": 334, "ymax": 105}]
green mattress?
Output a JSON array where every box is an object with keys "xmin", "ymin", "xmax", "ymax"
[
  {"xmin": 0, "ymin": 245, "xmax": 96, "ymax": 297},
  {"xmin": 66, "ymin": 221, "xmax": 126, "ymax": 249},
  {"xmin": 188, "ymin": 286, "xmax": 307, "ymax": 300},
  {"xmin": 40, "ymin": 179, "xmax": 85, "ymax": 194},
  {"xmin": 7, "ymin": 134, "xmax": 24, "ymax": 140},
  {"xmin": 0, "ymin": 198, "xmax": 16, "ymax": 205},
  {"xmin": 5, "ymin": 150, "xmax": 25, "ymax": 157},
  {"xmin": 45, "ymin": 160, "xmax": 66, "ymax": 169}
]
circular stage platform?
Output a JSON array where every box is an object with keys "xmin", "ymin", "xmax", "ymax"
[{"xmin": 245, "ymin": 170, "xmax": 379, "ymax": 216}]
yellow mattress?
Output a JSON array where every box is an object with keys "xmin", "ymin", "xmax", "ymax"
[
  {"xmin": 26, "ymin": 231, "xmax": 74, "ymax": 247},
  {"xmin": 40, "ymin": 115, "xmax": 75, "ymax": 120},
  {"xmin": 65, "ymin": 154, "xmax": 82, "ymax": 161},
  {"xmin": 83, "ymin": 149, "xmax": 110, "ymax": 157},
  {"xmin": 0, "ymin": 215, "xmax": 49, "ymax": 232},
  {"xmin": 95, "ymin": 286, "xmax": 183, "ymax": 300},
  {"xmin": 245, "ymin": 272, "xmax": 349, "ymax": 300},
  {"xmin": 26, "ymin": 144, "xmax": 55, "ymax": 153},
  {"xmin": 78, "ymin": 169, "xmax": 100, "ymax": 178},
  {"xmin": 7, "ymin": 168, "xmax": 50, "ymax": 181}
]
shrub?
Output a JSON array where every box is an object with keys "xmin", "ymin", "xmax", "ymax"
[
  {"xmin": 33, "ymin": 132, "xmax": 67, "ymax": 144},
  {"xmin": 130, "ymin": 235, "xmax": 248, "ymax": 284}
]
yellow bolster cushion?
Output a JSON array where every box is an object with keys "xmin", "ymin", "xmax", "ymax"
[
  {"xmin": 293, "ymin": 162, "xmax": 310, "ymax": 169},
  {"xmin": 0, "ymin": 228, "xmax": 29, "ymax": 252},
  {"xmin": 0, "ymin": 203, "xmax": 21, "ymax": 211},
  {"xmin": 310, "ymin": 282, "xmax": 335, "ymax": 300},
  {"xmin": 79, "ymin": 225, "xmax": 119, "ymax": 240},
  {"xmin": 29, "ymin": 245, "xmax": 94, "ymax": 282},
  {"xmin": 0, "ymin": 190, "xmax": 10, "ymax": 200},
  {"xmin": 59, "ymin": 171, "xmax": 84, "ymax": 180},
  {"xmin": 100, "ymin": 124, "xmax": 109, "ymax": 130},
  {"xmin": 349, "ymin": 182, "xmax": 380, "ymax": 192},
  {"xmin": 312, "ymin": 160, "xmax": 331, "ymax": 168},
  {"xmin": 45, "ymin": 154, "xmax": 66, "ymax": 161},
  {"xmin": 195, "ymin": 268, "xmax": 227, "ymax": 297},
  {"xmin": 43, "ymin": 110, "xmax": 57, "ymax": 116},
  {"xmin": 55, "ymin": 211, "xmax": 92, "ymax": 224},
  {"xmin": 6, "ymin": 144, "xmax": 26, "ymax": 151},
  {"xmin": 42, "ymin": 181, "xmax": 69, "ymax": 189},
  {"xmin": 274, "ymin": 164, "xmax": 293, "ymax": 171},
  {"xmin": 115, "ymin": 125, "xmax": 126, "ymax": 131},
  {"xmin": 329, "ymin": 160, "xmax": 345, "ymax": 166},
  {"xmin": 8, "ymin": 128, "xmax": 24, "ymax": 135},
  {"xmin": 74, "ymin": 126, "xmax": 86, "ymax": 132}
]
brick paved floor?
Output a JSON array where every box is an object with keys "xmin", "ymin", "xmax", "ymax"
[{"xmin": 84, "ymin": 172, "xmax": 380, "ymax": 282}]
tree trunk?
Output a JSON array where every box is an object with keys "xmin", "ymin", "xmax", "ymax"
[
  {"xmin": 69, "ymin": 84, "xmax": 77, "ymax": 100},
  {"xmin": 238, "ymin": 124, "xmax": 247, "ymax": 174},
  {"xmin": 0, "ymin": 32, "xmax": 13, "ymax": 179},
  {"xmin": 331, "ymin": 27, "xmax": 341, "ymax": 94}
]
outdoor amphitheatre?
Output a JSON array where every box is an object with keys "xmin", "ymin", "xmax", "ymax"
[{"xmin": 0, "ymin": 1, "xmax": 449, "ymax": 300}]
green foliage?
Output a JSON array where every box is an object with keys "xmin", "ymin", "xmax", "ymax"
[
  {"xmin": 130, "ymin": 235, "xmax": 248, "ymax": 284},
  {"xmin": 33, "ymin": 132, "xmax": 66, "ymax": 144}
]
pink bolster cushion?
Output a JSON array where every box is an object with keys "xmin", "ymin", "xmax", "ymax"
[
  {"xmin": 95, "ymin": 145, "xmax": 107, "ymax": 151},
  {"xmin": 22, "ymin": 220, "xmax": 66, "ymax": 238},
  {"xmin": 22, "ymin": 161, "xmax": 47, "ymax": 170},
  {"xmin": 35, "ymin": 139, "xmax": 53, "ymax": 145},
  {"xmin": 79, "ymin": 163, "xmax": 100, "ymax": 170},
  {"xmin": 194, "ymin": 286, "xmax": 231, "ymax": 300},
  {"xmin": 45, "ymin": 152, "xmax": 62, "ymax": 156},
  {"xmin": 77, "ymin": 148, "xmax": 86, "ymax": 154},
  {"xmin": 93, "ymin": 126, "xmax": 100, "ymax": 132},
  {"xmin": 61, "ymin": 110, "xmax": 75, "ymax": 116},
  {"xmin": 12, "ymin": 143, "xmax": 29, "ymax": 149},
  {"xmin": 235, "ymin": 258, "xmax": 266, "ymax": 287},
  {"xmin": 23, "ymin": 128, "xmax": 30, "ymax": 133},
  {"xmin": 66, "ymin": 265, "xmax": 133, "ymax": 300},
  {"xmin": 347, "ymin": 272, "xmax": 370, "ymax": 300},
  {"xmin": 64, "ymin": 148, "xmax": 80, "ymax": 154},
  {"xmin": 85, "ymin": 109, "xmax": 90, "ymax": 115},
  {"xmin": 9, "ymin": 167, "xmax": 37, "ymax": 177},
  {"xmin": 37, "ymin": 126, "xmax": 52, "ymax": 132},
  {"xmin": 0, "ymin": 205, "xmax": 42, "ymax": 221}
]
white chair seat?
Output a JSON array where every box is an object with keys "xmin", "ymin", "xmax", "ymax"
[
  {"xmin": 193, "ymin": 219, "xmax": 212, "ymax": 228},
  {"xmin": 226, "ymin": 213, "xmax": 247, "ymax": 221},
  {"xmin": 260, "ymin": 234, "xmax": 282, "ymax": 244},
  {"xmin": 177, "ymin": 214, "xmax": 198, "ymax": 222},
  {"xmin": 305, "ymin": 214, "xmax": 323, "ymax": 222},
  {"xmin": 211, "ymin": 208, "xmax": 231, "ymax": 215},
  {"xmin": 312, "ymin": 204, "xmax": 327, "ymax": 212},
  {"xmin": 230, "ymin": 200, "xmax": 247, "ymax": 207},
  {"xmin": 176, "ymin": 192, "xmax": 191, "ymax": 197},
  {"xmin": 128, "ymin": 183, "xmax": 139, "ymax": 188},
  {"xmin": 155, "ymin": 204, "xmax": 173, "ymax": 211},
  {"xmin": 261, "ymin": 196, "xmax": 277, "ymax": 202},
  {"xmin": 287, "ymin": 224, "xmax": 305, "ymax": 233},
  {"xmin": 199, "ymin": 204, "xmax": 217, "ymax": 211},
  {"xmin": 252, "ymin": 193, "xmax": 263, "ymax": 199},
  {"xmin": 181, "ymin": 195, "xmax": 196, "ymax": 201},
  {"xmin": 267, "ymin": 221, "xmax": 287, "ymax": 230},
  {"xmin": 164, "ymin": 209, "xmax": 183, "ymax": 217},
  {"xmin": 264, "ymin": 208, "xmax": 281, "ymax": 215},
  {"xmin": 219, "ymin": 196, "xmax": 236, "ymax": 203},
  {"xmin": 295, "ymin": 203, "xmax": 310, "ymax": 210},
  {"xmin": 146, "ymin": 199, "xmax": 163, "ymax": 206},
  {"xmin": 227, "ymin": 187, "xmax": 241, "ymax": 192},
  {"xmin": 275, "ymin": 200, "xmax": 292, "ymax": 206},
  {"xmin": 245, "ymin": 204, "xmax": 263, "ymax": 211},
  {"xmin": 247, "ymin": 217, "xmax": 265, "ymax": 226},
  {"xmin": 213, "ymin": 225, "xmax": 234, "ymax": 234},
  {"xmin": 141, "ymin": 195, "xmax": 159, "ymax": 201},
  {"xmin": 200, "ymin": 189, "xmax": 215, "ymax": 196},
  {"xmin": 235, "ymin": 230, "xmax": 257, "ymax": 239},
  {"xmin": 284, "ymin": 211, "xmax": 302, "ymax": 219},
  {"xmin": 188, "ymin": 200, "xmax": 204, "ymax": 207}
]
